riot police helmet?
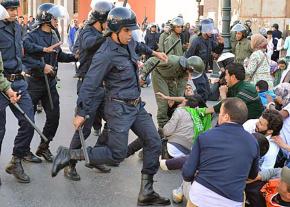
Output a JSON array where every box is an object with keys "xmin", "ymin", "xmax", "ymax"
[
  {"xmin": 0, "ymin": 0, "xmax": 19, "ymax": 9},
  {"xmin": 171, "ymin": 17, "xmax": 184, "ymax": 28},
  {"xmin": 88, "ymin": 1, "xmax": 114, "ymax": 25},
  {"xmin": 200, "ymin": 18, "xmax": 214, "ymax": 33},
  {"xmin": 179, "ymin": 56, "xmax": 205, "ymax": 78},
  {"xmin": 35, "ymin": 3, "xmax": 69, "ymax": 27},
  {"xmin": 107, "ymin": 7, "xmax": 138, "ymax": 33},
  {"xmin": 231, "ymin": 23, "xmax": 247, "ymax": 37}
]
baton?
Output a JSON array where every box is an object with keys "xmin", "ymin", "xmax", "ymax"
[
  {"xmin": 123, "ymin": 0, "xmax": 128, "ymax": 7},
  {"xmin": 41, "ymin": 58, "xmax": 54, "ymax": 111},
  {"xmin": 142, "ymin": 39, "xmax": 181, "ymax": 81},
  {"xmin": 78, "ymin": 115, "xmax": 90, "ymax": 167},
  {"xmin": 1, "ymin": 92, "xmax": 48, "ymax": 142}
]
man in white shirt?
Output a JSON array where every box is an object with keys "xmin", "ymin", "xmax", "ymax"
[{"xmin": 243, "ymin": 109, "xmax": 283, "ymax": 170}]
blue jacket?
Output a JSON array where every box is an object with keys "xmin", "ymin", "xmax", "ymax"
[
  {"xmin": 0, "ymin": 20, "xmax": 23, "ymax": 74},
  {"xmin": 76, "ymin": 25, "xmax": 105, "ymax": 78},
  {"xmin": 22, "ymin": 27, "xmax": 76, "ymax": 85},
  {"xmin": 258, "ymin": 90, "xmax": 276, "ymax": 107},
  {"xmin": 182, "ymin": 123, "xmax": 259, "ymax": 202},
  {"xmin": 77, "ymin": 37, "xmax": 153, "ymax": 117}
]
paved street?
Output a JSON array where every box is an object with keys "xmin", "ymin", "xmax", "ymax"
[{"xmin": 0, "ymin": 62, "xmax": 186, "ymax": 207}]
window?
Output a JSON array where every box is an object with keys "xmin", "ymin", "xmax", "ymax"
[{"xmin": 73, "ymin": 0, "xmax": 79, "ymax": 14}]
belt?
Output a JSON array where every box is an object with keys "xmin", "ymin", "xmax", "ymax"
[
  {"xmin": 111, "ymin": 97, "xmax": 141, "ymax": 106},
  {"xmin": 4, "ymin": 73, "xmax": 24, "ymax": 82}
]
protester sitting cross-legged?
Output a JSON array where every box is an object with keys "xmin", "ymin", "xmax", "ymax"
[{"xmin": 183, "ymin": 97, "xmax": 260, "ymax": 207}]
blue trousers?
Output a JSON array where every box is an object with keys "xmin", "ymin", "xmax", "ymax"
[
  {"xmin": 87, "ymin": 101, "xmax": 161, "ymax": 175},
  {"xmin": 27, "ymin": 77, "xmax": 60, "ymax": 142},
  {"xmin": 0, "ymin": 80, "xmax": 34, "ymax": 157}
]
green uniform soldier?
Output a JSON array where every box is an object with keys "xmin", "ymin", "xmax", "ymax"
[
  {"xmin": 158, "ymin": 24, "xmax": 171, "ymax": 52},
  {"xmin": 231, "ymin": 24, "xmax": 252, "ymax": 64},
  {"xmin": 164, "ymin": 17, "xmax": 184, "ymax": 56},
  {"xmin": 140, "ymin": 55, "xmax": 204, "ymax": 128}
]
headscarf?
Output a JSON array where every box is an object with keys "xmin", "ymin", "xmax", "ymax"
[
  {"xmin": 250, "ymin": 33, "xmax": 268, "ymax": 51},
  {"xmin": 274, "ymin": 82, "xmax": 290, "ymax": 106}
]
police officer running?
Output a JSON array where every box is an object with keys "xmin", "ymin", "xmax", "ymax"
[
  {"xmin": 22, "ymin": 3, "xmax": 77, "ymax": 162},
  {"xmin": 52, "ymin": 7, "xmax": 171, "ymax": 206},
  {"xmin": 0, "ymin": 0, "xmax": 38, "ymax": 183},
  {"xmin": 65, "ymin": 0, "xmax": 114, "ymax": 181}
]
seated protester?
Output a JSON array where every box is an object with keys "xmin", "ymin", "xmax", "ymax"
[
  {"xmin": 269, "ymin": 83, "xmax": 290, "ymax": 168},
  {"xmin": 243, "ymin": 109, "xmax": 283, "ymax": 170},
  {"xmin": 273, "ymin": 59, "xmax": 290, "ymax": 86},
  {"xmin": 245, "ymin": 132, "xmax": 270, "ymax": 207},
  {"xmin": 251, "ymin": 167, "xmax": 290, "ymax": 207},
  {"xmin": 256, "ymin": 80, "xmax": 276, "ymax": 107},
  {"xmin": 208, "ymin": 63, "xmax": 264, "ymax": 120},
  {"xmin": 183, "ymin": 98, "xmax": 260, "ymax": 207},
  {"xmin": 164, "ymin": 94, "xmax": 210, "ymax": 158},
  {"xmin": 209, "ymin": 47, "xmax": 235, "ymax": 101}
]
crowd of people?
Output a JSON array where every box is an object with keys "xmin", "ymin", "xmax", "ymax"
[{"xmin": 0, "ymin": 0, "xmax": 290, "ymax": 206}]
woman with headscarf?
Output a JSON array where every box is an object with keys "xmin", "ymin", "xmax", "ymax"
[{"xmin": 245, "ymin": 34, "xmax": 273, "ymax": 88}]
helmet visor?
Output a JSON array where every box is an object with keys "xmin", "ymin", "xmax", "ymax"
[
  {"xmin": 201, "ymin": 22, "xmax": 214, "ymax": 33},
  {"xmin": 0, "ymin": 5, "xmax": 9, "ymax": 20},
  {"xmin": 191, "ymin": 68, "xmax": 203, "ymax": 79},
  {"xmin": 231, "ymin": 24, "xmax": 247, "ymax": 32},
  {"xmin": 47, "ymin": 5, "xmax": 69, "ymax": 20}
]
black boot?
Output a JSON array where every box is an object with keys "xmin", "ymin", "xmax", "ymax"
[
  {"xmin": 23, "ymin": 151, "xmax": 42, "ymax": 163},
  {"xmin": 36, "ymin": 142, "xmax": 54, "ymax": 162},
  {"xmin": 64, "ymin": 160, "xmax": 80, "ymax": 181},
  {"xmin": 5, "ymin": 156, "xmax": 30, "ymax": 183},
  {"xmin": 137, "ymin": 174, "xmax": 171, "ymax": 206},
  {"xmin": 85, "ymin": 163, "xmax": 111, "ymax": 173},
  {"xmin": 127, "ymin": 138, "xmax": 143, "ymax": 158},
  {"xmin": 51, "ymin": 146, "xmax": 84, "ymax": 177}
]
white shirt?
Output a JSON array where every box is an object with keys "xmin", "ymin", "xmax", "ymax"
[
  {"xmin": 189, "ymin": 181, "xmax": 243, "ymax": 207},
  {"xmin": 243, "ymin": 119, "xmax": 280, "ymax": 170},
  {"xmin": 280, "ymin": 103, "xmax": 290, "ymax": 157}
]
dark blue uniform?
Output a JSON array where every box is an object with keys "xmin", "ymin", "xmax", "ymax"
[
  {"xmin": 77, "ymin": 37, "xmax": 161, "ymax": 174},
  {"xmin": 185, "ymin": 35, "xmax": 224, "ymax": 101},
  {"xmin": 0, "ymin": 20, "xmax": 34, "ymax": 157},
  {"xmin": 69, "ymin": 24, "xmax": 106, "ymax": 151},
  {"xmin": 23, "ymin": 27, "xmax": 76, "ymax": 143}
]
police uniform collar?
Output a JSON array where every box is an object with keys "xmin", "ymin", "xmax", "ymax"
[
  {"xmin": 38, "ymin": 27, "xmax": 53, "ymax": 36},
  {"xmin": 0, "ymin": 20, "xmax": 6, "ymax": 28}
]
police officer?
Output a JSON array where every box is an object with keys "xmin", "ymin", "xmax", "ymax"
[
  {"xmin": 22, "ymin": 3, "xmax": 77, "ymax": 162},
  {"xmin": 158, "ymin": 21, "xmax": 171, "ymax": 52},
  {"xmin": 142, "ymin": 55, "xmax": 204, "ymax": 129},
  {"xmin": 164, "ymin": 17, "xmax": 184, "ymax": 56},
  {"xmin": 186, "ymin": 18, "xmax": 224, "ymax": 101},
  {"xmin": 65, "ymin": 0, "xmax": 114, "ymax": 181},
  {"xmin": 52, "ymin": 7, "xmax": 171, "ymax": 206},
  {"xmin": 0, "ymin": 0, "xmax": 39, "ymax": 183},
  {"xmin": 144, "ymin": 23, "xmax": 160, "ymax": 58},
  {"xmin": 231, "ymin": 23, "xmax": 252, "ymax": 64}
]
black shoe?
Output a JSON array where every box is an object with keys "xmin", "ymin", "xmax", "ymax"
[
  {"xmin": 23, "ymin": 152, "xmax": 42, "ymax": 163},
  {"xmin": 36, "ymin": 143, "xmax": 54, "ymax": 162},
  {"xmin": 52, "ymin": 147, "xmax": 84, "ymax": 177},
  {"xmin": 106, "ymin": 163, "xmax": 120, "ymax": 167},
  {"xmin": 64, "ymin": 162, "xmax": 80, "ymax": 181},
  {"xmin": 86, "ymin": 163, "xmax": 111, "ymax": 173},
  {"xmin": 137, "ymin": 174, "xmax": 171, "ymax": 206},
  {"xmin": 6, "ymin": 156, "xmax": 30, "ymax": 183},
  {"xmin": 51, "ymin": 146, "xmax": 71, "ymax": 177}
]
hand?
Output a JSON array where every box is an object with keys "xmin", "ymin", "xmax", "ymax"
[
  {"xmin": 272, "ymin": 135, "xmax": 288, "ymax": 149},
  {"xmin": 5, "ymin": 88, "xmax": 21, "ymax": 104},
  {"xmin": 216, "ymin": 35, "xmax": 224, "ymax": 44},
  {"xmin": 219, "ymin": 85, "xmax": 228, "ymax": 99},
  {"xmin": 74, "ymin": 50, "xmax": 80, "ymax": 60},
  {"xmin": 139, "ymin": 75, "xmax": 146, "ymax": 86},
  {"xmin": 44, "ymin": 64, "xmax": 55, "ymax": 75},
  {"xmin": 168, "ymin": 100, "xmax": 175, "ymax": 107},
  {"xmin": 152, "ymin": 51, "xmax": 168, "ymax": 63},
  {"xmin": 43, "ymin": 42, "xmax": 62, "ymax": 53},
  {"xmin": 73, "ymin": 115, "xmax": 85, "ymax": 130},
  {"xmin": 155, "ymin": 92, "xmax": 168, "ymax": 100},
  {"xmin": 21, "ymin": 71, "xmax": 30, "ymax": 77}
]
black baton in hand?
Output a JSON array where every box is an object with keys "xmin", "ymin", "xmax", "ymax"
[
  {"xmin": 41, "ymin": 57, "xmax": 54, "ymax": 111},
  {"xmin": 78, "ymin": 115, "xmax": 90, "ymax": 167},
  {"xmin": 142, "ymin": 39, "xmax": 181, "ymax": 81},
  {"xmin": 1, "ymin": 92, "xmax": 48, "ymax": 142}
]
